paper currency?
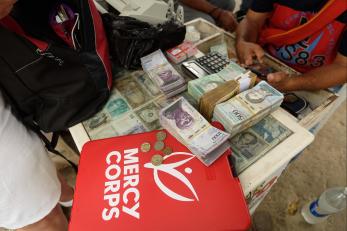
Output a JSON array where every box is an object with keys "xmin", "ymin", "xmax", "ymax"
[
  {"xmin": 159, "ymin": 97, "xmax": 230, "ymax": 166},
  {"xmin": 217, "ymin": 61, "xmax": 248, "ymax": 81},
  {"xmin": 188, "ymin": 74, "xmax": 225, "ymax": 101},
  {"xmin": 104, "ymin": 92, "xmax": 131, "ymax": 119},
  {"xmin": 134, "ymin": 72, "xmax": 161, "ymax": 97},
  {"xmin": 199, "ymin": 80, "xmax": 239, "ymax": 120},
  {"xmin": 83, "ymin": 71, "xmax": 165, "ymax": 140},
  {"xmin": 188, "ymin": 62, "xmax": 256, "ymax": 103},
  {"xmin": 112, "ymin": 113, "xmax": 147, "ymax": 136},
  {"xmin": 141, "ymin": 50, "xmax": 186, "ymax": 96},
  {"xmin": 135, "ymin": 103, "xmax": 161, "ymax": 131},
  {"xmin": 210, "ymin": 43, "xmax": 228, "ymax": 58},
  {"xmin": 115, "ymin": 76, "xmax": 152, "ymax": 108},
  {"xmin": 213, "ymin": 81, "xmax": 284, "ymax": 137},
  {"xmin": 230, "ymin": 115, "xmax": 293, "ymax": 173}
]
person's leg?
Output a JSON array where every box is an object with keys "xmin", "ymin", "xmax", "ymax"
[
  {"xmin": 17, "ymin": 205, "xmax": 68, "ymax": 231},
  {"xmin": 58, "ymin": 173, "xmax": 74, "ymax": 203}
]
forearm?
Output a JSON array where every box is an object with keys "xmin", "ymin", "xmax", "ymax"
[
  {"xmin": 179, "ymin": 0, "xmax": 216, "ymax": 14},
  {"xmin": 288, "ymin": 63, "xmax": 347, "ymax": 91},
  {"xmin": 236, "ymin": 11, "xmax": 268, "ymax": 43},
  {"xmin": 236, "ymin": 18, "xmax": 260, "ymax": 43}
]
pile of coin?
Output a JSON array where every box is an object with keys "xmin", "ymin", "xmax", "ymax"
[{"xmin": 140, "ymin": 130, "xmax": 173, "ymax": 166}]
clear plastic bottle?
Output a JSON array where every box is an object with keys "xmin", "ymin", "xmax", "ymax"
[{"xmin": 301, "ymin": 187, "xmax": 347, "ymax": 224}]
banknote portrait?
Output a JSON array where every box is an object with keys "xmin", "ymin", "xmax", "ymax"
[
  {"xmin": 156, "ymin": 69, "xmax": 180, "ymax": 86},
  {"xmin": 84, "ymin": 111, "xmax": 109, "ymax": 130},
  {"xmin": 245, "ymin": 88, "xmax": 272, "ymax": 103},
  {"xmin": 163, "ymin": 99, "xmax": 194, "ymax": 129},
  {"xmin": 231, "ymin": 131, "xmax": 266, "ymax": 159},
  {"xmin": 135, "ymin": 103, "xmax": 160, "ymax": 130},
  {"xmin": 198, "ymin": 81, "xmax": 222, "ymax": 93},
  {"xmin": 105, "ymin": 95, "xmax": 130, "ymax": 118},
  {"xmin": 252, "ymin": 117, "xmax": 291, "ymax": 143},
  {"xmin": 116, "ymin": 77, "xmax": 151, "ymax": 108},
  {"xmin": 135, "ymin": 73, "xmax": 161, "ymax": 97}
]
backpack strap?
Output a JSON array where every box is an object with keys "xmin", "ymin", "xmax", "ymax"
[
  {"xmin": 260, "ymin": 0, "xmax": 347, "ymax": 46},
  {"xmin": 32, "ymin": 126, "xmax": 78, "ymax": 172},
  {"xmin": 0, "ymin": 16, "xmax": 48, "ymax": 51}
]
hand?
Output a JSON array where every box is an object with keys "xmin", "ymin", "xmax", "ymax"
[
  {"xmin": 236, "ymin": 40, "xmax": 265, "ymax": 65},
  {"xmin": 216, "ymin": 10, "xmax": 238, "ymax": 32},
  {"xmin": 0, "ymin": 0, "xmax": 16, "ymax": 19},
  {"xmin": 267, "ymin": 72, "xmax": 296, "ymax": 92}
]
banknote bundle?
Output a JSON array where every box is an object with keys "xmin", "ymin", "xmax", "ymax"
[
  {"xmin": 166, "ymin": 41, "xmax": 198, "ymax": 64},
  {"xmin": 199, "ymin": 80, "xmax": 239, "ymax": 120},
  {"xmin": 159, "ymin": 97, "xmax": 230, "ymax": 166},
  {"xmin": 230, "ymin": 115, "xmax": 292, "ymax": 173},
  {"xmin": 213, "ymin": 81, "xmax": 284, "ymax": 137},
  {"xmin": 141, "ymin": 50, "xmax": 186, "ymax": 97},
  {"xmin": 188, "ymin": 62, "xmax": 256, "ymax": 103}
]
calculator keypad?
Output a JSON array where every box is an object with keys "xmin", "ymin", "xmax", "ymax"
[{"xmin": 195, "ymin": 52, "xmax": 229, "ymax": 73}]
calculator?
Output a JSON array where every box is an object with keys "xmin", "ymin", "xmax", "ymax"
[{"xmin": 182, "ymin": 52, "xmax": 230, "ymax": 78}]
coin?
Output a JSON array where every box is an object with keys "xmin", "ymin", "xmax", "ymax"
[
  {"xmin": 162, "ymin": 146, "xmax": 173, "ymax": 155},
  {"xmin": 151, "ymin": 154, "xmax": 163, "ymax": 166},
  {"xmin": 141, "ymin": 142, "xmax": 151, "ymax": 153},
  {"xmin": 156, "ymin": 131, "xmax": 167, "ymax": 141},
  {"xmin": 154, "ymin": 141, "xmax": 164, "ymax": 151}
]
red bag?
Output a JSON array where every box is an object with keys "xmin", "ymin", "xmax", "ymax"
[{"xmin": 70, "ymin": 130, "xmax": 251, "ymax": 231}]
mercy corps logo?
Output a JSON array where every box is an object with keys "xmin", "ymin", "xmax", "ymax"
[{"xmin": 102, "ymin": 148, "xmax": 198, "ymax": 221}]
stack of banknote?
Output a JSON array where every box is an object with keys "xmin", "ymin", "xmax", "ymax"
[
  {"xmin": 159, "ymin": 97, "xmax": 230, "ymax": 166},
  {"xmin": 230, "ymin": 115, "xmax": 293, "ymax": 173},
  {"xmin": 141, "ymin": 50, "xmax": 186, "ymax": 97},
  {"xmin": 213, "ymin": 81, "xmax": 284, "ymax": 137},
  {"xmin": 199, "ymin": 80, "xmax": 239, "ymax": 120},
  {"xmin": 188, "ymin": 62, "xmax": 256, "ymax": 102}
]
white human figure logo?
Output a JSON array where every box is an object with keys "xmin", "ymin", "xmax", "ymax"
[{"xmin": 144, "ymin": 152, "xmax": 199, "ymax": 202}]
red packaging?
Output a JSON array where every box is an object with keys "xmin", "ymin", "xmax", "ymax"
[
  {"xmin": 166, "ymin": 41, "xmax": 197, "ymax": 64},
  {"xmin": 69, "ymin": 130, "xmax": 250, "ymax": 231}
]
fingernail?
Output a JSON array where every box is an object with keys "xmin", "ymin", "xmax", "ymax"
[{"xmin": 267, "ymin": 74, "xmax": 274, "ymax": 81}]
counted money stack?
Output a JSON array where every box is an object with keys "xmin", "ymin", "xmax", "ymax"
[
  {"xmin": 140, "ymin": 130, "xmax": 174, "ymax": 167},
  {"xmin": 199, "ymin": 80, "xmax": 239, "ymax": 120},
  {"xmin": 159, "ymin": 97, "xmax": 230, "ymax": 166},
  {"xmin": 213, "ymin": 81, "xmax": 284, "ymax": 137},
  {"xmin": 188, "ymin": 61, "xmax": 256, "ymax": 102},
  {"xmin": 141, "ymin": 50, "xmax": 186, "ymax": 97}
]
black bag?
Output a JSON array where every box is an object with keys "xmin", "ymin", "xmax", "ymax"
[
  {"xmin": 102, "ymin": 14, "xmax": 186, "ymax": 69},
  {"xmin": 0, "ymin": 0, "xmax": 112, "ymax": 133}
]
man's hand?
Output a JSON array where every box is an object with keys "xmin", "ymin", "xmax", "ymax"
[
  {"xmin": 266, "ymin": 72, "xmax": 295, "ymax": 92},
  {"xmin": 216, "ymin": 10, "xmax": 237, "ymax": 32},
  {"xmin": 236, "ymin": 40, "xmax": 265, "ymax": 65},
  {"xmin": 0, "ymin": 0, "xmax": 16, "ymax": 19}
]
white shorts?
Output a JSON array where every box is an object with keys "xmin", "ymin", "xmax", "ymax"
[{"xmin": 0, "ymin": 95, "xmax": 61, "ymax": 229}]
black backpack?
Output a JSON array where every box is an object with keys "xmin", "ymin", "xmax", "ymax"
[{"xmin": 0, "ymin": 0, "xmax": 112, "ymax": 169}]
